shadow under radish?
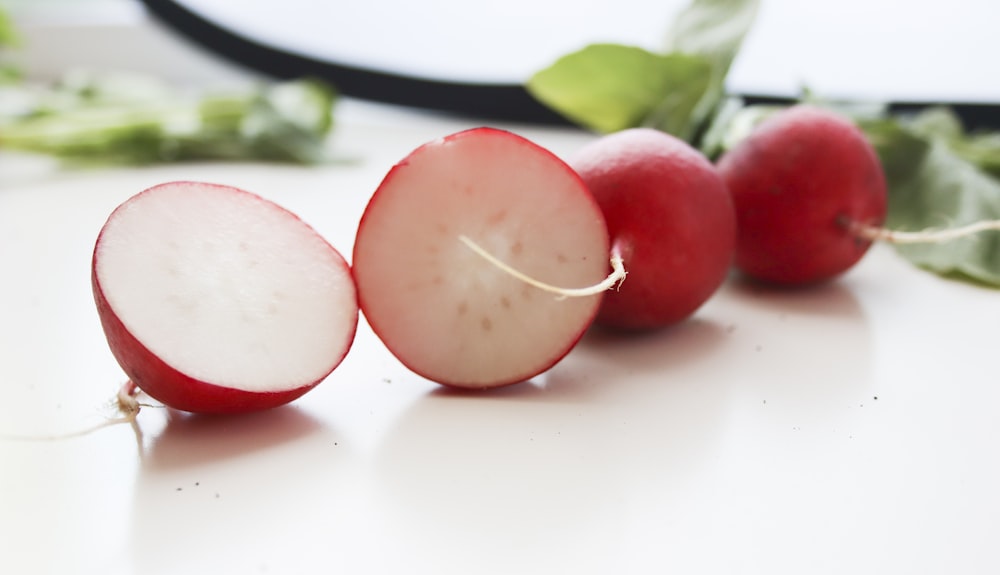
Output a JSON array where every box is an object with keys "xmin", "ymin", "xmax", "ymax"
[
  {"xmin": 725, "ymin": 273, "xmax": 874, "ymax": 319},
  {"xmin": 369, "ymin": 386, "xmax": 637, "ymax": 571},
  {"xmin": 137, "ymin": 404, "xmax": 330, "ymax": 471},
  {"xmin": 367, "ymin": 274, "xmax": 876, "ymax": 564},
  {"xmin": 127, "ymin": 406, "xmax": 357, "ymax": 575},
  {"xmin": 545, "ymin": 316, "xmax": 736, "ymax": 398},
  {"xmin": 364, "ymin": 317, "xmax": 738, "ymax": 567}
]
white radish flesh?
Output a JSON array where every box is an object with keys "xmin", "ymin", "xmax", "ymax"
[
  {"xmin": 352, "ymin": 128, "xmax": 611, "ymax": 389},
  {"xmin": 92, "ymin": 181, "xmax": 358, "ymax": 414}
]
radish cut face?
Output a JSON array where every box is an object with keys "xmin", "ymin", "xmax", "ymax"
[
  {"xmin": 92, "ymin": 181, "xmax": 358, "ymax": 414},
  {"xmin": 352, "ymin": 127, "xmax": 610, "ymax": 389}
]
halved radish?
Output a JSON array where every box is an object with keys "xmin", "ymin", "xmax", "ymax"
[
  {"xmin": 92, "ymin": 181, "xmax": 358, "ymax": 414},
  {"xmin": 352, "ymin": 127, "xmax": 613, "ymax": 389}
]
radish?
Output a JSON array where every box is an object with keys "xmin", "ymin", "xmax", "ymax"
[
  {"xmin": 716, "ymin": 105, "xmax": 888, "ymax": 285},
  {"xmin": 92, "ymin": 181, "xmax": 358, "ymax": 414},
  {"xmin": 352, "ymin": 127, "xmax": 622, "ymax": 389},
  {"xmin": 569, "ymin": 128, "xmax": 737, "ymax": 330}
]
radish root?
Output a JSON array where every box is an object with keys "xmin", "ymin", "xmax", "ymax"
[
  {"xmin": 459, "ymin": 235, "xmax": 627, "ymax": 298},
  {"xmin": 0, "ymin": 380, "xmax": 153, "ymax": 443},
  {"xmin": 848, "ymin": 219, "xmax": 1000, "ymax": 244}
]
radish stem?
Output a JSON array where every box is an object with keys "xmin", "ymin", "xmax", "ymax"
[
  {"xmin": 116, "ymin": 379, "xmax": 142, "ymax": 418},
  {"xmin": 458, "ymin": 235, "xmax": 627, "ymax": 298},
  {"xmin": 848, "ymin": 219, "xmax": 1000, "ymax": 244}
]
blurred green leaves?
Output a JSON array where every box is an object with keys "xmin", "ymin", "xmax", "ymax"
[
  {"xmin": 862, "ymin": 108, "xmax": 1000, "ymax": 285},
  {"xmin": 527, "ymin": 0, "xmax": 759, "ymax": 142},
  {"xmin": 0, "ymin": 71, "xmax": 338, "ymax": 165}
]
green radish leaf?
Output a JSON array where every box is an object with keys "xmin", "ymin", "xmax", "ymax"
[
  {"xmin": 698, "ymin": 98, "xmax": 783, "ymax": 158},
  {"xmin": 950, "ymin": 132, "xmax": 1000, "ymax": 179},
  {"xmin": 0, "ymin": 7, "xmax": 18, "ymax": 48},
  {"xmin": 899, "ymin": 106, "xmax": 1000, "ymax": 180},
  {"xmin": 863, "ymin": 110, "xmax": 1000, "ymax": 287},
  {"xmin": 886, "ymin": 141, "xmax": 1000, "ymax": 286},
  {"xmin": 0, "ymin": 74, "xmax": 337, "ymax": 165},
  {"xmin": 665, "ymin": 0, "xmax": 760, "ymax": 69},
  {"xmin": 526, "ymin": 0, "xmax": 759, "ymax": 141},
  {"xmin": 239, "ymin": 78, "xmax": 337, "ymax": 164},
  {"xmin": 0, "ymin": 6, "xmax": 20, "ymax": 83},
  {"xmin": 526, "ymin": 44, "xmax": 712, "ymax": 137},
  {"xmin": 637, "ymin": 53, "xmax": 714, "ymax": 140},
  {"xmin": 0, "ymin": 65, "xmax": 19, "ymax": 84},
  {"xmin": 860, "ymin": 116, "xmax": 931, "ymax": 184},
  {"xmin": 665, "ymin": 0, "xmax": 761, "ymax": 133}
]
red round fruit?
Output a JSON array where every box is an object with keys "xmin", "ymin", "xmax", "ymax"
[
  {"xmin": 716, "ymin": 105, "xmax": 888, "ymax": 285},
  {"xmin": 92, "ymin": 181, "xmax": 358, "ymax": 414},
  {"xmin": 352, "ymin": 127, "xmax": 610, "ymax": 388},
  {"xmin": 571, "ymin": 128, "xmax": 737, "ymax": 330}
]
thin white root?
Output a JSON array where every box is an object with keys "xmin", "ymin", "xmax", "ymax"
[
  {"xmin": 0, "ymin": 380, "xmax": 150, "ymax": 442},
  {"xmin": 850, "ymin": 219, "xmax": 1000, "ymax": 244},
  {"xmin": 458, "ymin": 235, "xmax": 627, "ymax": 298}
]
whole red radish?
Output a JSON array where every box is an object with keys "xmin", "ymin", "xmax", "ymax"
[
  {"xmin": 570, "ymin": 128, "xmax": 737, "ymax": 330},
  {"xmin": 352, "ymin": 127, "xmax": 611, "ymax": 389},
  {"xmin": 92, "ymin": 181, "xmax": 358, "ymax": 414},
  {"xmin": 716, "ymin": 104, "xmax": 888, "ymax": 285}
]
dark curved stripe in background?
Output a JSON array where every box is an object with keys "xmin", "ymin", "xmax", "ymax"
[
  {"xmin": 139, "ymin": 0, "xmax": 569, "ymax": 124},
  {"xmin": 743, "ymin": 96, "xmax": 1000, "ymax": 132},
  {"xmin": 141, "ymin": 0, "xmax": 1000, "ymax": 129}
]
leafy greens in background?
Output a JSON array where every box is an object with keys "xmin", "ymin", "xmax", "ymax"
[
  {"xmin": 663, "ymin": 0, "xmax": 760, "ymax": 140},
  {"xmin": 862, "ymin": 108, "xmax": 1000, "ymax": 286},
  {"xmin": 528, "ymin": 0, "xmax": 1000, "ymax": 288},
  {"xmin": 0, "ymin": 6, "xmax": 337, "ymax": 165},
  {"xmin": 527, "ymin": 45, "xmax": 712, "ymax": 138},
  {"xmin": 0, "ymin": 7, "xmax": 16, "ymax": 48},
  {"xmin": 0, "ymin": 72, "xmax": 337, "ymax": 165},
  {"xmin": 528, "ymin": 0, "xmax": 758, "ymax": 143},
  {"xmin": 0, "ymin": 6, "xmax": 20, "ymax": 83}
]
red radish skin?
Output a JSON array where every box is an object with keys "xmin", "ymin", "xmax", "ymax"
[
  {"xmin": 92, "ymin": 181, "xmax": 358, "ymax": 414},
  {"xmin": 92, "ymin": 299, "xmax": 312, "ymax": 413},
  {"xmin": 570, "ymin": 128, "xmax": 737, "ymax": 330},
  {"xmin": 716, "ymin": 105, "xmax": 888, "ymax": 285},
  {"xmin": 352, "ymin": 127, "xmax": 611, "ymax": 389}
]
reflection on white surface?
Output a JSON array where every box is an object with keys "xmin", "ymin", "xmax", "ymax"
[
  {"xmin": 1, "ymin": 104, "xmax": 1000, "ymax": 574},
  {"xmin": 174, "ymin": 0, "xmax": 1000, "ymax": 102},
  {"xmin": 128, "ymin": 407, "xmax": 358, "ymax": 575}
]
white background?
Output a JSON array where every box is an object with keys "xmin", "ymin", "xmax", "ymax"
[
  {"xmin": 2, "ymin": 2, "xmax": 1000, "ymax": 574},
  {"xmin": 6, "ymin": 0, "xmax": 1000, "ymax": 103}
]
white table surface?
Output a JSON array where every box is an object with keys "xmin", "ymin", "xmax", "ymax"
[{"xmin": 2, "ymin": 100, "xmax": 999, "ymax": 575}]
